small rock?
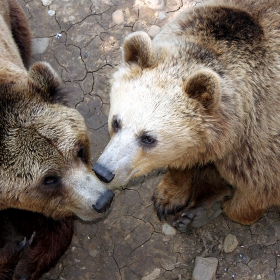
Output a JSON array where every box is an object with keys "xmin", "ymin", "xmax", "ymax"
[
  {"xmin": 88, "ymin": 243, "xmax": 99, "ymax": 257},
  {"xmin": 112, "ymin": 10, "xmax": 124, "ymax": 25},
  {"xmin": 135, "ymin": 0, "xmax": 145, "ymax": 8},
  {"xmin": 142, "ymin": 268, "xmax": 161, "ymax": 280},
  {"xmin": 55, "ymin": 33, "xmax": 62, "ymax": 39},
  {"xmin": 89, "ymin": 249, "xmax": 98, "ymax": 257},
  {"xmin": 31, "ymin": 38, "xmax": 49, "ymax": 55},
  {"xmin": 162, "ymin": 223, "xmax": 176, "ymax": 236},
  {"xmin": 224, "ymin": 233, "xmax": 238, "ymax": 253},
  {"xmin": 41, "ymin": 0, "xmax": 52, "ymax": 6},
  {"xmin": 145, "ymin": 0, "xmax": 165, "ymax": 10},
  {"xmin": 192, "ymin": 257, "xmax": 218, "ymax": 280},
  {"xmin": 48, "ymin": 10, "xmax": 55, "ymax": 16},
  {"xmin": 132, "ymin": 21, "xmax": 143, "ymax": 31},
  {"xmin": 158, "ymin": 11, "xmax": 166, "ymax": 20},
  {"xmin": 68, "ymin": 15, "xmax": 75, "ymax": 22},
  {"xmin": 148, "ymin": 25, "xmax": 160, "ymax": 38}
]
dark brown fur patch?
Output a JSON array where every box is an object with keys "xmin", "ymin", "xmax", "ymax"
[
  {"xmin": 179, "ymin": 6, "xmax": 264, "ymax": 45},
  {"xmin": 8, "ymin": 0, "xmax": 31, "ymax": 68},
  {"xmin": 0, "ymin": 209, "xmax": 73, "ymax": 279},
  {"xmin": 123, "ymin": 32, "xmax": 154, "ymax": 68},
  {"xmin": 184, "ymin": 70, "xmax": 220, "ymax": 110}
]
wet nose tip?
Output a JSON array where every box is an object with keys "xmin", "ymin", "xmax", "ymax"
[
  {"xmin": 92, "ymin": 163, "xmax": 115, "ymax": 183},
  {"xmin": 92, "ymin": 190, "xmax": 115, "ymax": 213}
]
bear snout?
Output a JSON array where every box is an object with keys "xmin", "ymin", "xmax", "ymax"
[
  {"xmin": 92, "ymin": 190, "xmax": 115, "ymax": 213},
  {"xmin": 92, "ymin": 162, "xmax": 115, "ymax": 183}
]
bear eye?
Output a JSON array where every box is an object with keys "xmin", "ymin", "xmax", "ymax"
[
  {"xmin": 140, "ymin": 135, "xmax": 157, "ymax": 146},
  {"xmin": 112, "ymin": 117, "xmax": 121, "ymax": 132},
  {"xmin": 77, "ymin": 146, "xmax": 86, "ymax": 161},
  {"xmin": 43, "ymin": 175, "xmax": 60, "ymax": 186}
]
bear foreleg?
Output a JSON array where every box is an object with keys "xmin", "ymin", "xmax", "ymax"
[
  {"xmin": 0, "ymin": 237, "xmax": 32, "ymax": 280},
  {"xmin": 222, "ymin": 188, "xmax": 266, "ymax": 225},
  {"xmin": 173, "ymin": 164, "xmax": 232, "ymax": 231},
  {"xmin": 12, "ymin": 217, "xmax": 73, "ymax": 280},
  {"xmin": 152, "ymin": 167, "xmax": 196, "ymax": 221},
  {"xmin": 8, "ymin": 0, "xmax": 31, "ymax": 68}
]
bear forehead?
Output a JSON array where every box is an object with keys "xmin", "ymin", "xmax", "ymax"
[
  {"xmin": 0, "ymin": 103, "xmax": 88, "ymax": 159},
  {"xmin": 112, "ymin": 66, "xmax": 183, "ymax": 99},
  {"xmin": 111, "ymin": 67, "xmax": 199, "ymax": 113}
]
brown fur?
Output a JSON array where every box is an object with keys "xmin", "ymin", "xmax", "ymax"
[
  {"xmin": 0, "ymin": 209, "xmax": 73, "ymax": 280},
  {"xmin": 0, "ymin": 0, "xmax": 110, "ymax": 278},
  {"xmin": 154, "ymin": 0, "xmax": 280, "ymax": 225},
  {"xmin": 95, "ymin": 0, "xmax": 280, "ymax": 227},
  {"xmin": 155, "ymin": 0, "xmax": 280, "ymax": 225},
  {"xmin": 153, "ymin": 165, "xmax": 231, "ymax": 221},
  {"xmin": 8, "ymin": 0, "xmax": 31, "ymax": 68}
]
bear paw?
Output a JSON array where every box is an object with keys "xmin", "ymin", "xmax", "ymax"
[
  {"xmin": 173, "ymin": 201, "xmax": 223, "ymax": 232},
  {"xmin": 152, "ymin": 192, "xmax": 186, "ymax": 221}
]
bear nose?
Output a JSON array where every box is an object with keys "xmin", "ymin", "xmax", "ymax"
[
  {"xmin": 92, "ymin": 163, "xmax": 115, "ymax": 183},
  {"xmin": 92, "ymin": 190, "xmax": 115, "ymax": 213}
]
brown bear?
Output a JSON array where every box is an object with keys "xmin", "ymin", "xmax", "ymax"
[
  {"xmin": 93, "ymin": 0, "xmax": 280, "ymax": 231},
  {"xmin": 0, "ymin": 0, "xmax": 114, "ymax": 279}
]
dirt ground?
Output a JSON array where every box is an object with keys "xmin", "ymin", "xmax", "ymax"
[{"xmin": 19, "ymin": 0, "xmax": 280, "ymax": 279}]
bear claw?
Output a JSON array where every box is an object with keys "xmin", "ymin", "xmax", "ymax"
[
  {"xmin": 152, "ymin": 194, "xmax": 184, "ymax": 221},
  {"xmin": 154, "ymin": 200, "xmax": 180, "ymax": 221},
  {"xmin": 19, "ymin": 232, "xmax": 35, "ymax": 250},
  {"xmin": 173, "ymin": 201, "xmax": 223, "ymax": 232}
]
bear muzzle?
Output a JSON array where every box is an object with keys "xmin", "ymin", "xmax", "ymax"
[
  {"xmin": 92, "ymin": 190, "xmax": 115, "ymax": 213},
  {"xmin": 92, "ymin": 162, "xmax": 115, "ymax": 183}
]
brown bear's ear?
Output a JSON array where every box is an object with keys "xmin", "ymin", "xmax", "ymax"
[
  {"xmin": 183, "ymin": 69, "xmax": 221, "ymax": 110},
  {"xmin": 123, "ymin": 31, "xmax": 154, "ymax": 68},
  {"xmin": 28, "ymin": 62, "xmax": 65, "ymax": 103}
]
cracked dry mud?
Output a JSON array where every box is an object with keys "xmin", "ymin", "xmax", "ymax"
[{"xmin": 19, "ymin": 0, "xmax": 280, "ymax": 279}]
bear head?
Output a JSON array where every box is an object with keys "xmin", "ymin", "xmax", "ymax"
[
  {"xmin": 93, "ymin": 31, "xmax": 236, "ymax": 188},
  {"xmin": 0, "ymin": 62, "xmax": 114, "ymax": 220}
]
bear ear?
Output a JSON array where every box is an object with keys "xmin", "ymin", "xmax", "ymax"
[
  {"xmin": 28, "ymin": 62, "xmax": 66, "ymax": 104},
  {"xmin": 123, "ymin": 31, "xmax": 154, "ymax": 68},
  {"xmin": 183, "ymin": 69, "xmax": 221, "ymax": 110}
]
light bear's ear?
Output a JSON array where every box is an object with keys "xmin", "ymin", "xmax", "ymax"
[
  {"xmin": 28, "ymin": 62, "xmax": 66, "ymax": 104},
  {"xmin": 183, "ymin": 69, "xmax": 221, "ymax": 110},
  {"xmin": 123, "ymin": 31, "xmax": 154, "ymax": 68}
]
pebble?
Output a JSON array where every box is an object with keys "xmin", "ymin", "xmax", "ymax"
[
  {"xmin": 192, "ymin": 257, "xmax": 218, "ymax": 280},
  {"xmin": 41, "ymin": 0, "xmax": 52, "ymax": 6},
  {"xmin": 89, "ymin": 249, "xmax": 98, "ymax": 257},
  {"xmin": 142, "ymin": 268, "xmax": 161, "ymax": 280},
  {"xmin": 68, "ymin": 15, "xmax": 75, "ymax": 22},
  {"xmin": 145, "ymin": 0, "xmax": 165, "ymax": 10},
  {"xmin": 162, "ymin": 223, "xmax": 176, "ymax": 236},
  {"xmin": 223, "ymin": 233, "xmax": 238, "ymax": 253},
  {"xmin": 55, "ymin": 33, "xmax": 62, "ymax": 39},
  {"xmin": 48, "ymin": 10, "xmax": 55, "ymax": 16},
  {"xmin": 132, "ymin": 21, "xmax": 143, "ymax": 32},
  {"xmin": 112, "ymin": 10, "xmax": 124, "ymax": 25},
  {"xmin": 148, "ymin": 25, "xmax": 160, "ymax": 38},
  {"xmin": 31, "ymin": 38, "xmax": 49, "ymax": 55},
  {"xmin": 158, "ymin": 11, "xmax": 166, "ymax": 20}
]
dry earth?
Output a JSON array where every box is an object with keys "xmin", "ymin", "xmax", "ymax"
[{"xmin": 18, "ymin": 0, "xmax": 280, "ymax": 279}]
